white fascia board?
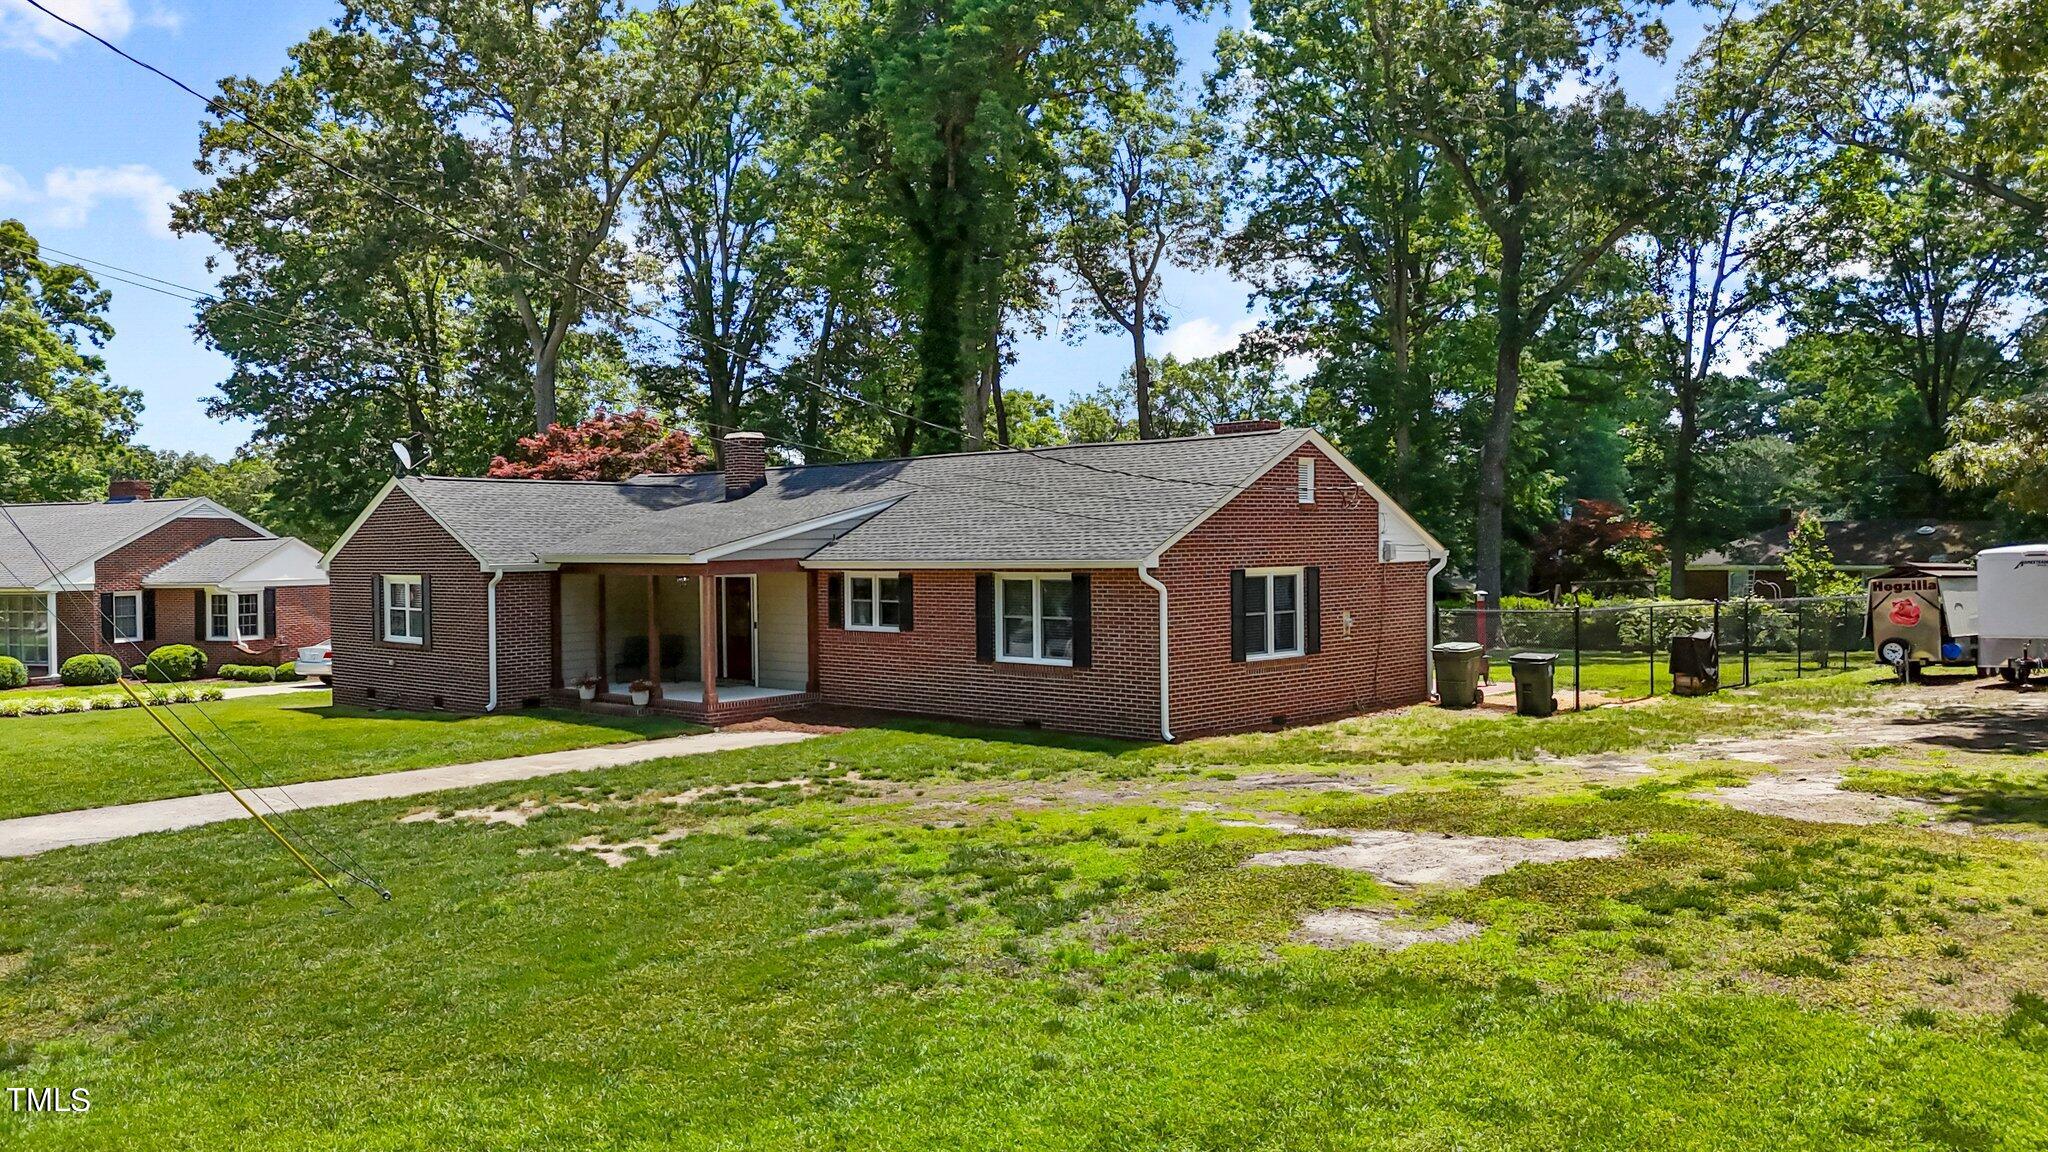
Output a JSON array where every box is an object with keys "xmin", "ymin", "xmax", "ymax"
[
  {"xmin": 798, "ymin": 558, "xmax": 1143, "ymax": 571},
  {"xmin": 321, "ymin": 478, "xmax": 493, "ymax": 573},
  {"xmin": 1300, "ymin": 431, "xmax": 1448, "ymax": 558}
]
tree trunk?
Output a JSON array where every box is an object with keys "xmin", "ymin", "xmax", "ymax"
[
  {"xmin": 532, "ymin": 357, "xmax": 559, "ymax": 434},
  {"xmin": 915, "ymin": 231, "xmax": 969, "ymax": 454},
  {"xmin": 1475, "ymin": 232, "xmax": 1525, "ymax": 601},
  {"xmin": 1388, "ymin": 231, "xmax": 1415, "ymax": 500},
  {"xmin": 1669, "ymin": 382, "xmax": 1698, "ymax": 599},
  {"xmin": 1131, "ymin": 297, "xmax": 1154, "ymax": 440}
]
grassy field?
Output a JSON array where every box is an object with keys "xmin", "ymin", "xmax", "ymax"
[
  {"xmin": 0, "ymin": 691, "xmax": 703, "ymax": 820},
  {"xmin": 1538, "ymin": 651, "xmax": 1874, "ymax": 699},
  {"xmin": 4, "ymin": 670, "xmax": 2046, "ymax": 1149}
]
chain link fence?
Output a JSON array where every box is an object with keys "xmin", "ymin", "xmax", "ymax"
[{"xmin": 1436, "ymin": 595, "xmax": 1868, "ymax": 709}]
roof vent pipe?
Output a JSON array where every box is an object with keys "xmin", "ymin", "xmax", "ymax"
[{"xmin": 722, "ymin": 432, "xmax": 767, "ymax": 500}]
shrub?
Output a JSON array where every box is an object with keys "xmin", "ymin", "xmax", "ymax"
[
  {"xmin": 0, "ymin": 655, "xmax": 26, "ymax": 690},
  {"xmin": 274, "ymin": 662, "xmax": 302, "ymax": 682},
  {"xmin": 60, "ymin": 653, "xmax": 122, "ymax": 686},
  {"xmin": 136, "ymin": 644, "xmax": 207, "ymax": 682},
  {"xmin": 244, "ymin": 665, "xmax": 276, "ymax": 683}
]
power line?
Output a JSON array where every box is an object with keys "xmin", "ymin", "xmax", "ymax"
[{"xmin": 20, "ymin": 0, "xmax": 1245, "ymax": 495}]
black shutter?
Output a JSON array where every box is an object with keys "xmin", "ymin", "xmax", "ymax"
[
  {"xmin": 826, "ymin": 573, "xmax": 844, "ymax": 629},
  {"xmin": 899, "ymin": 574, "xmax": 914, "ymax": 631},
  {"xmin": 1229, "ymin": 570, "xmax": 1246, "ymax": 662},
  {"xmin": 142, "ymin": 590, "xmax": 157, "ymax": 642},
  {"xmin": 974, "ymin": 573, "xmax": 995, "ymax": 663},
  {"xmin": 371, "ymin": 577, "xmax": 383, "ymax": 643},
  {"xmin": 1304, "ymin": 566, "xmax": 1322, "ymax": 654},
  {"xmin": 195, "ymin": 589, "xmax": 206, "ymax": 641},
  {"xmin": 99, "ymin": 592, "xmax": 114, "ymax": 643},
  {"xmin": 262, "ymin": 587, "xmax": 277, "ymax": 639},
  {"xmin": 418, "ymin": 575, "xmax": 431, "ymax": 646},
  {"xmin": 1070, "ymin": 573, "xmax": 1091, "ymax": 668}
]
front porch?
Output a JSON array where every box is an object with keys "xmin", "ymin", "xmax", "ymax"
[{"xmin": 552, "ymin": 562, "xmax": 816, "ymax": 724}]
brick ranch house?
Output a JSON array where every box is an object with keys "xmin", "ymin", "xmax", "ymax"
[
  {"xmin": 321, "ymin": 424, "xmax": 1447, "ymax": 740},
  {"xmin": 0, "ymin": 480, "xmax": 331, "ymax": 681}
]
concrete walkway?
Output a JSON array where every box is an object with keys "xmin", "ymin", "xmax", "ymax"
[{"xmin": 0, "ymin": 729, "xmax": 818, "ymax": 858}]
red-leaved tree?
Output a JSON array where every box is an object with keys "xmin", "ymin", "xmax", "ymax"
[
  {"xmin": 488, "ymin": 410, "xmax": 712, "ymax": 480},
  {"xmin": 1528, "ymin": 499, "xmax": 1663, "ymax": 594}
]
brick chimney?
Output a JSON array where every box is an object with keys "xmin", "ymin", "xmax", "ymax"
[
  {"xmin": 1212, "ymin": 419, "xmax": 1285, "ymax": 435},
  {"xmin": 722, "ymin": 431, "xmax": 767, "ymax": 500},
  {"xmin": 107, "ymin": 478, "xmax": 153, "ymax": 502}
]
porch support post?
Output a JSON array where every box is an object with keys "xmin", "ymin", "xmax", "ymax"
[
  {"xmin": 698, "ymin": 573, "xmax": 719, "ymax": 709},
  {"xmin": 45, "ymin": 591, "xmax": 58, "ymax": 675},
  {"xmin": 595, "ymin": 577, "xmax": 608, "ymax": 688},
  {"xmin": 646, "ymin": 575, "xmax": 662, "ymax": 701}
]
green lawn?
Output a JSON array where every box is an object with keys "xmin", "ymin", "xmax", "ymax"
[
  {"xmin": 0, "ymin": 690, "xmax": 704, "ymax": 820},
  {"xmin": 4, "ymin": 671, "xmax": 2046, "ymax": 1148},
  {"xmin": 1533, "ymin": 650, "xmax": 1875, "ymax": 699}
]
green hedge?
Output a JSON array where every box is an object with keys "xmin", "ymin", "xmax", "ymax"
[
  {"xmin": 60, "ymin": 653, "xmax": 122, "ymax": 686},
  {"xmin": 132, "ymin": 644, "xmax": 207, "ymax": 683},
  {"xmin": 219, "ymin": 664, "xmax": 277, "ymax": 683},
  {"xmin": 0, "ymin": 656, "xmax": 26, "ymax": 690}
]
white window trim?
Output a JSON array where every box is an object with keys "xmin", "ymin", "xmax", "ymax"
[
  {"xmin": 844, "ymin": 572, "xmax": 901, "ymax": 633},
  {"xmin": 383, "ymin": 575, "xmax": 425, "ymax": 645},
  {"xmin": 1244, "ymin": 566, "xmax": 1306, "ymax": 662},
  {"xmin": 237, "ymin": 591, "xmax": 263, "ymax": 640},
  {"xmin": 1298, "ymin": 458, "xmax": 1316, "ymax": 504},
  {"xmin": 995, "ymin": 572, "xmax": 1075, "ymax": 667},
  {"xmin": 110, "ymin": 591, "xmax": 143, "ymax": 643},
  {"xmin": 207, "ymin": 591, "xmax": 233, "ymax": 641}
]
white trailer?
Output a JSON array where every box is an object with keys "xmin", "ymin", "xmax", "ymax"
[{"xmin": 1977, "ymin": 544, "xmax": 2048, "ymax": 684}]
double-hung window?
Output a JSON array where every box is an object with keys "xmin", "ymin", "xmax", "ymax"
[
  {"xmin": 845, "ymin": 574, "xmax": 901, "ymax": 631},
  {"xmin": 1297, "ymin": 458, "xmax": 1316, "ymax": 504},
  {"xmin": 997, "ymin": 575, "xmax": 1073, "ymax": 665},
  {"xmin": 208, "ymin": 593, "xmax": 232, "ymax": 641},
  {"xmin": 383, "ymin": 575, "xmax": 426, "ymax": 644},
  {"xmin": 110, "ymin": 592, "xmax": 142, "ymax": 643},
  {"xmin": 1242, "ymin": 568, "xmax": 1304, "ymax": 660},
  {"xmin": 237, "ymin": 592, "xmax": 262, "ymax": 639}
]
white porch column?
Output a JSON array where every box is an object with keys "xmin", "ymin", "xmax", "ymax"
[{"xmin": 44, "ymin": 591, "xmax": 57, "ymax": 674}]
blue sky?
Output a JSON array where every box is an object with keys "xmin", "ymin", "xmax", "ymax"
[{"xmin": 1, "ymin": 0, "xmax": 1701, "ymax": 459}]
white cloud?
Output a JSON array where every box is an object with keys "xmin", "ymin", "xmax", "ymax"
[
  {"xmin": 0, "ymin": 163, "xmax": 180, "ymax": 236},
  {"xmin": 0, "ymin": 0, "xmax": 175, "ymax": 56},
  {"xmin": 1155, "ymin": 315, "xmax": 1258, "ymax": 361}
]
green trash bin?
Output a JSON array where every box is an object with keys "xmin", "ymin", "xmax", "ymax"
[
  {"xmin": 1433, "ymin": 641, "xmax": 1486, "ymax": 709},
  {"xmin": 1509, "ymin": 652, "xmax": 1558, "ymax": 718}
]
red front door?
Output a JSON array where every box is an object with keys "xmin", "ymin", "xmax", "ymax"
[{"xmin": 721, "ymin": 578, "xmax": 753, "ymax": 683}]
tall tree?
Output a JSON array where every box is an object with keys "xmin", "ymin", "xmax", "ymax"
[
  {"xmin": 1049, "ymin": 47, "xmax": 1224, "ymax": 439},
  {"xmin": 1215, "ymin": 0, "xmax": 1475, "ymax": 504},
  {"xmin": 812, "ymin": 0, "xmax": 1153, "ymax": 452},
  {"xmin": 635, "ymin": 0, "xmax": 799, "ymax": 453},
  {"xmin": 0, "ymin": 220, "xmax": 139, "ymax": 504},
  {"xmin": 1408, "ymin": 0, "xmax": 1684, "ymax": 598}
]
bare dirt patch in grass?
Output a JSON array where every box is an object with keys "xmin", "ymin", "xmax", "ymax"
[
  {"xmin": 1295, "ymin": 909, "xmax": 1483, "ymax": 950},
  {"xmin": 399, "ymin": 799, "xmax": 601, "ymax": 827},
  {"xmin": 1244, "ymin": 823, "xmax": 1626, "ymax": 888},
  {"xmin": 565, "ymin": 828, "xmax": 694, "ymax": 867},
  {"xmin": 1698, "ymin": 773, "xmax": 1946, "ymax": 826}
]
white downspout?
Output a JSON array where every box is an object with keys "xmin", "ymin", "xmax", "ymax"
[
  {"xmin": 485, "ymin": 569, "xmax": 504, "ymax": 712},
  {"xmin": 1425, "ymin": 552, "xmax": 1449, "ymax": 699},
  {"xmin": 1138, "ymin": 561, "xmax": 1173, "ymax": 742}
]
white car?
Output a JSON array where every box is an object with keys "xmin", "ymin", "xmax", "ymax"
[{"xmin": 296, "ymin": 641, "xmax": 333, "ymax": 683}]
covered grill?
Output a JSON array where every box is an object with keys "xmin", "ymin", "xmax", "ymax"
[{"xmin": 1669, "ymin": 629, "xmax": 1719, "ymax": 696}]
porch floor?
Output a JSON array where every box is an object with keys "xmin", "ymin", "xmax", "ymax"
[{"xmin": 603, "ymin": 681, "xmax": 807, "ymax": 703}]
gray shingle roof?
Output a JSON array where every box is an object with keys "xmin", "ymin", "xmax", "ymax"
[
  {"xmin": 141, "ymin": 537, "xmax": 291, "ymax": 585},
  {"xmin": 1694, "ymin": 519, "xmax": 2006, "ymax": 568},
  {"xmin": 0, "ymin": 499, "xmax": 249, "ymax": 590},
  {"xmin": 395, "ymin": 430, "xmax": 1301, "ymax": 568}
]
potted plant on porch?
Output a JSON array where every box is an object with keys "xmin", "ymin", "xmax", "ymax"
[
  {"xmin": 576, "ymin": 675, "xmax": 600, "ymax": 702},
  {"xmin": 628, "ymin": 679, "xmax": 655, "ymax": 707}
]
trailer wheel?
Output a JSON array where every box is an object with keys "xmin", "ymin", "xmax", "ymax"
[{"xmin": 1878, "ymin": 639, "xmax": 1911, "ymax": 669}]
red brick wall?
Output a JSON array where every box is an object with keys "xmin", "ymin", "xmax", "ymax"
[
  {"xmin": 1158, "ymin": 441, "xmax": 1431, "ymax": 738},
  {"xmin": 813, "ymin": 568, "xmax": 1163, "ymax": 739},
  {"xmin": 329, "ymin": 487, "xmax": 552, "ymax": 713},
  {"xmin": 812, "ymin": 441, "xmax": 1433, "ymax": 740},
  {"xmin": 46, "ymin": 515, "xmax": 333, "ymax": 672}
]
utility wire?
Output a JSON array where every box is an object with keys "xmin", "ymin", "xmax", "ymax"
[
  {"xmin": 20, "ymin": 0, "xmax": 1245, "ymax": 495},
  {"xmin": 0, "ymin": 506, "xmax": 385, "ymax": 902}
]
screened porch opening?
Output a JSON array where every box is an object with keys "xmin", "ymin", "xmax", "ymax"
[{"xmin": 0, "ymin": 593, "xmax": 52, "ymax": 675}]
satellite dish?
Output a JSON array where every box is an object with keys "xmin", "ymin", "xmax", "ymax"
[{"xmin": 392, "ymin": 441, "xmax": 414, "ymax": 473}]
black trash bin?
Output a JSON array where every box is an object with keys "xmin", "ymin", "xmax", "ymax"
[
  {"xmin": 1509, "ymin": 652, "xmax": 1558, "ymax": 717},
  {"xmin": 1669, "ymin": 629, "xmax": 1719, "ymax": 696}
]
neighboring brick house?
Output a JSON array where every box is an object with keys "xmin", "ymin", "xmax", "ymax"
[
  {"xmin": 0, "ymin": 481, "xmax": 330, "ymax": 681},
  {"xmin": 1690, "ymin": 517, "xmax": 2006, "ymax": 599},
  {"xmin": 323, "ymin": 425, "xmax": 1447, "ymax": 740}
]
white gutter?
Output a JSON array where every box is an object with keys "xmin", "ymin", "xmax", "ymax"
[
  {"xmin": 484, "ymin": 569, "xmax": 505, "ymax": 712},
  {"xmin": 1425, "ymin": 552, "xmax": 1449, "ymax": 698},
  {"xmin": 1137, "ymin": 562, "xmax": 1174, "ymax": 742}
]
